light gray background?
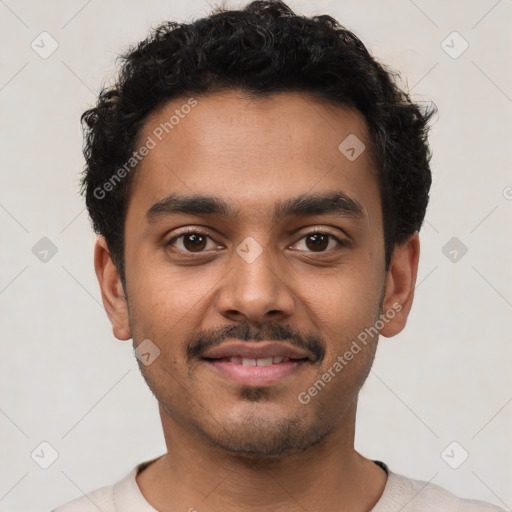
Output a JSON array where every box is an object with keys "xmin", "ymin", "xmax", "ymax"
[{"xmin": 1, "ymin": 1, "xmax": 511, "ymax": 511}]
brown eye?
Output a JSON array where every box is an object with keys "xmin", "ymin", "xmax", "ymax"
[
  {"xmin": 167, "ymin": 231, "xmax": 215, "ymax": 253},
  {"xmin": 182, "ymin": 233, "xmax": 207, "ymax": 252},
  {"xmin": 292, "ymin": 231, "xmax": 345, "ymax": 253},
  {"xmin": 305, "ymin": 233, "xmax": 330, "ymax": 251}
]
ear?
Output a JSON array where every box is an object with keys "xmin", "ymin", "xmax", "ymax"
[
  {"xmin": 94, "ymin": 236, "xmax": 131, "ymax": 341},
  {"xmin": 380, "ymin": 232, "xmax": 420, "ymax": 338}
]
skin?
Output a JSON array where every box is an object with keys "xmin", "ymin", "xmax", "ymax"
[{"xmin": 95, "ymin": 90, "xmax": 419, "ymax": 512}]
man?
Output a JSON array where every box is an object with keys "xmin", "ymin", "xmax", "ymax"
[{"xmin": 53, "ymin": 1, "xmax": 504, "ymax": 510}]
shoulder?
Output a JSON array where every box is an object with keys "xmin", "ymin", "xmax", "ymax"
[
  {"xmin": 50, "ymin": 458, "xmax": 161, "ymax": 512},
  {"xmin": 373, "ymin": 469, "xmax": 506, "ymax": 512},
  {"xmin": 51, "ymin": 483, "xmax": 115, "ymax": 512}
]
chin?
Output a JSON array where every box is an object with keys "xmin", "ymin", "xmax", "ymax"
[{"xmin": 198, "ymin": 408, "xmax": 333, "ymax": 458}]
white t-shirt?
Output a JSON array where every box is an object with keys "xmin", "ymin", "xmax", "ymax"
[{"xmin": 52, "ymin": 459, "xmax": 506, "ymax": 512}]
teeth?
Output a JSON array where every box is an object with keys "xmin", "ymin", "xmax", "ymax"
[
  {"xmin": 256, "ymin": 357, "xmax": 273, "ymax": 366},
  {"xmin": 229, "ymin": 356, "xmax": 290, "ymax": 365}
]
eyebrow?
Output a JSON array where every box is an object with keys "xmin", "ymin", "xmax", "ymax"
[{"xmin": 145, "ymin": 190, "xmax": 365, "ymax": 223}]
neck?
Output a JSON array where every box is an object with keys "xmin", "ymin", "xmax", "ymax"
[{"xmin": 136, "ymin": 401, "xmax": 387, "ymax": 512}]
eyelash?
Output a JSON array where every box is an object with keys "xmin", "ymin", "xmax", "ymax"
[{"xmin": 165, "ymin": 228, "xmax": 348, "ymax": 255}]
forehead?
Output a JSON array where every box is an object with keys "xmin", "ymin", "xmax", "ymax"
[{"xmin": 127, "ymin": 90, "xmax": 380, "ymax": 226}]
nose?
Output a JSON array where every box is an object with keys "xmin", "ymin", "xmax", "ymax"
[{"xmin": 215, "ymin": 242, "xmax": 295, "ymax": 325}]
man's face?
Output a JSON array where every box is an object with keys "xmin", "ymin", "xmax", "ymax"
[{"xmin": 113, "ymin": 91, "xmax": 397, "ymax": 456}]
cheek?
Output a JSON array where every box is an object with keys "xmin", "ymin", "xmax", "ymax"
[
  {"xmin": 307, "ymin": 287, "xmax": 381, "ymax": 401},
  {"xmin": 300, "ymin": 264, "xmax": 383, "ymax": 323},
  {"xmin": 126, "ymin": 261, "xmax": 218, "ymax": 343},
  {"xmin": 297, "ymin": 266, "xmax": 384, "ymax": 365}
]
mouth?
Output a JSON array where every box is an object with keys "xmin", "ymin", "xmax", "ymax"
[
  {"xmin": 205, "ymin": 355, "xmax": 303, "ymax": 365},
  {"xmin": 202, "ymin": 355, "xmax": 310, "ymax": 386}
]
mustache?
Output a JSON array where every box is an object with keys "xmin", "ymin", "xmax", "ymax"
[{"xmin": 186, "ymin": 322, "xmax": 325, "ymax": 363}]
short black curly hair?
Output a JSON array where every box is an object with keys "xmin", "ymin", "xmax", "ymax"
[{"xmin": 81, "ymin": 0, "xmax": 435, "ymax": 285}]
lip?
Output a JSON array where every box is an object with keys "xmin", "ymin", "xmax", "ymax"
[
  {"xmin": 201, "ymin": 341, "xmax": 312, "ymax": 361},
  {"xmin": 204, "ymin": 358, "xmax": 309, "ymax": 386},
  {"xmin": 201, "ymin": 341, "xmax": 313, "ymax": 386}
]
